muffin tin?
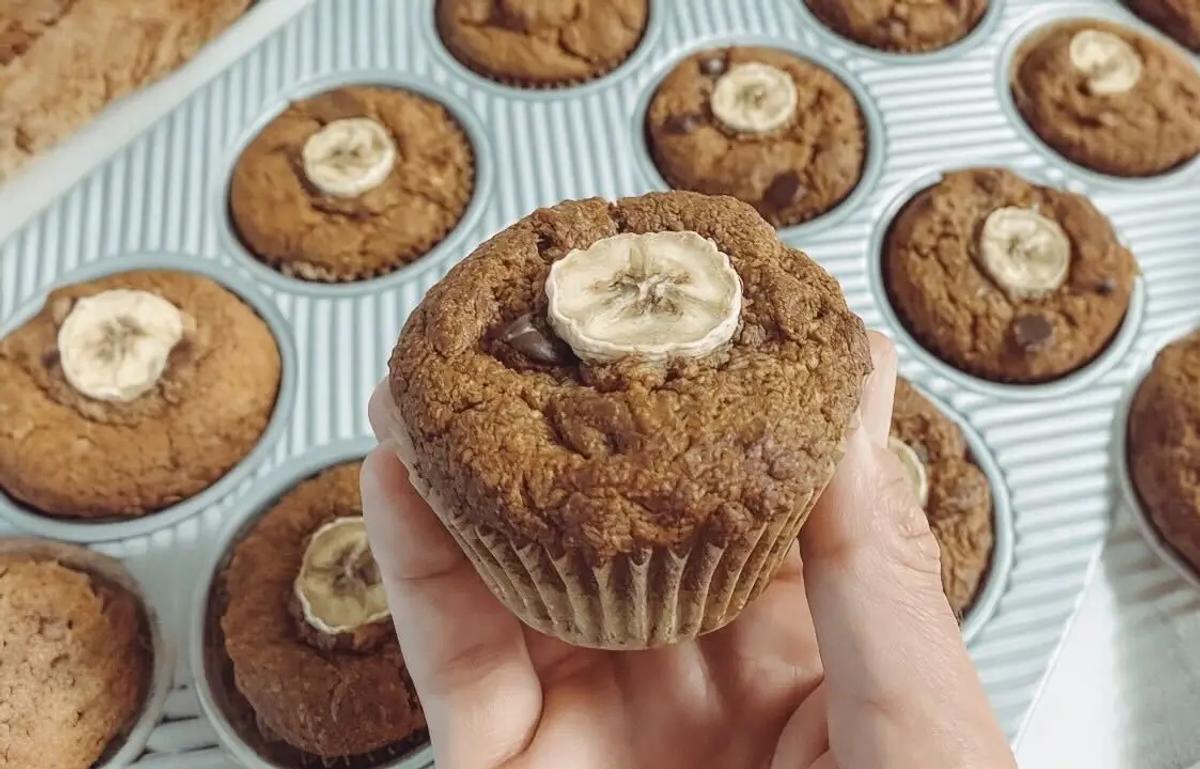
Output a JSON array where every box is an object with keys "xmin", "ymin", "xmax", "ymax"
[{"xmin": 1, "ymin": 0, "xmax": 1199, "ymax": 764}]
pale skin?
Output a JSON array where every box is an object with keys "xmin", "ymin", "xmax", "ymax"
[{"xmin": 362, "ymin": 332, "xmax": 1017, "ymax": 769}]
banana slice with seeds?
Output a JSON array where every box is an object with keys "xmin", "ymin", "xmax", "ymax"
[
  {"xmin": 710, "ymin": 62, "xmax": 797, "ymax": 134},
  {"xmin": 888, "ymin": 436, "xmax": 930, "ymax": 509},
  {"xmin": 1069, "ymin": 29, "xmax": 1142, "ymax": 96},
  {"xmin": 57, "ymin": 289, "xmax": 185, "ymax": 403},
  {"xmin": 302, "ymin": 117, "xmax": 397, "ymax": 198},
  {"xmin": 294, "ymin": 517, "xmax": 390, "ymax": 635},
  {"xmin": 545, "ymin": 231, "xmax": 743, "ymax": 363},
  {"xmin": 978, "ymin": 206, "xmax": 1070, "ymax": 300}
]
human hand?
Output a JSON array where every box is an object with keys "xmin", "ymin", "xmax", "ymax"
[{"xmin": 361, "ymin": 331, "xmax": 1016, "ymax": 769}]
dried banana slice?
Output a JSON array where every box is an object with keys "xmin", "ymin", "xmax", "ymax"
[
  {"xmin": 710, "ymin": 62, "xmax": 797, "ymax": 134},
  {"xmin": 978, "ymin": 206, "xmax": 1070, "ymax": 299},
  {"xmin": 294, "ymin": 517, "xmax": 390, "ymax": 635},
  {"xmin": 302, "ymin": 117, "xmax": 396, "ymax": 198},
  {"xmin": 545, "ymin": 231, "xmax": 743, "ymax": 363},
  {"xmin": 57, "ymin": 289, "xmax": 185, "ymax": 402},
  {"xmin": 888, "ymin": 436, "xmax": 930, "ymax": 509},
  {"xmin": 1069, "ymin": 29, "xmax": 1142, "ymax": 96}
]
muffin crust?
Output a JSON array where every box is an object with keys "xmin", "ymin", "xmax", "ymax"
[{"xmin": 805, "ymin": 0, "xmax": 988, "ymax": 53}]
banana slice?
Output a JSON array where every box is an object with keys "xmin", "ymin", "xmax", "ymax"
[
  {"xmin": 301, "ymin": 117, "xmax": 396, "ymax": 198},
  {"xmin": 57, "ymin": 289, "xmax": 185, "ymax": 403},
  {"xmin": 545, "ymin": 231, "xmax": 743, "ymax": 363},
  {"xmin": 1069, "ymin": 29, "xmax": 1142, "ymax": 96},
  {"xmin": 294, "ymin": 517, "xmax": 390, "ymax": 635},
  {"xmin": 978, "ymin": 207, "xmax": 1070, "ymax": 300},
  {"xmin": 710, "ymin": 62, "xmax": 797, "ymax": 134},
  {"xmin": 888, "ymin": 436, "xmax": 930, "ymax": 509}
]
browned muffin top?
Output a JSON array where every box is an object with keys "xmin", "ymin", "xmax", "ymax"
[
  {"xmin": 390, "ymin": 192, "xmax": 871, "ymax": 560},
  {"xmin": 1130, "ymin": 0, "xmax": 1200, "ymax": 51},
  {"xmin": 806, "ymin": 0, "xmax": 988, "ymax": 53}
]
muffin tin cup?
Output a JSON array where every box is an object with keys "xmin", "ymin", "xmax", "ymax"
[
  {"xmin": 996, "ymin": 2, "xmax": 1200, "ymax": 191},
  {"xmin": 629, "ymin": 33, "xmax": 888, "ymax": 242},
  {"xmin": 190, "ymin": 437, "xmax": 435, "ymax": 769},
  {"xmin": 0, "ymin": 537, "xmax": 174, "ymax": 769},
  {"xmin": 213, "ymin": 69, "xmax": 496, "ymax": 298},
  {"xmin": 1112, "ymin": 318, "xmax": 1200, "ymax": 594},
  {"xmin": 0, "ymin": 254, "xmax": 298, "ymax": 543},
  {"xmin": 866, "ymin": 159, "xmax": 1147, "ymax": 401}
]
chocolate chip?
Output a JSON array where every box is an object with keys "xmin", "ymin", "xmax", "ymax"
[
  {"xmin": 764, "ymin": 171, "xmax": 806, "ymax": 210},
  {"xmin": 700, "ymin": 55, "xmax": 727, "ymax": 77},
  {"xmin": 498, "ymin": 313, "xmax": 572, "ymax": 366},
  {"xmin": 664, "ymin": 113, "xmax": 701, "ymax": 135},
  {"xmin": 40, "ymin": 349, "xmax": 59, "ymax": 369},
  {"xmin": 1096, "ymin": 277, "xmax": 1116, "ymax": 295},
  {"xmin": 1013, "ymin": 314, "xmax": 1054, "ymax": 352}
]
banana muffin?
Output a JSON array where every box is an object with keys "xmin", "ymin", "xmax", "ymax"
[
  {"xmin": 0, "ymin": 542, "xmax": 151, "ymax": 769},
  {"xmin": 889, "ymin": 379, "xmax": 994, "ymax": 618},
  {"xmin": 0, "ymin": 269, "xmax": 281, "ymax": 519},
  {"xmin": 646, "ymin": 46, "xmax": 867, "ymax": 228},
  {"xmin": 388, "ymin": 191, "xmax": 871, "ymax": 648},
  {"xmin": 230, "ymin": 86, "xmax": 475, "ymax": 282},
  {"xmin": 805, "ymin": 0, "xmax": 988, "ymax": 53},
  {"xmin": 1012, "ymin": 19, "xmax": 1200, "ymax": 177},
  {"xmin": 1129, "ymin": 0, "xmax": 1200, "ymax": 51},
  {"xmin": 217, "ymin": 461, "xmax": 426, "ymax": 761},
  {"xmin": 436, "ymin": 0, "xmax": 649, "ymax": 87},
  {"xmin": 884, "ymin": 167, "xmax": 1136, "ymax": 383},
  {"xmin": 1128, "ymin": 328, "xmax": 1200, "ymax": 576}
]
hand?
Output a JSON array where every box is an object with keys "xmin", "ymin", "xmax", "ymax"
[{"xmin": 361, "ymin": 331, "xmax": 1016, "ymax": 769}]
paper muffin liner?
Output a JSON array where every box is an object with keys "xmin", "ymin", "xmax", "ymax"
[{"xmin": 388, "ymin": 402, "xmax": 825, "ymax": 649}]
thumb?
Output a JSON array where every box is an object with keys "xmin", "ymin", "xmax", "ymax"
[{"xmin": 799, "ymin": 332, "xmax": 1013, "ymax": 769}]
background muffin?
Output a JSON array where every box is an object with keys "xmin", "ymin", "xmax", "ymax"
[
  {"xmin": 436, "ymin": 0, "xmax": 649, "ymax": 87},
  {"xmin": 230, "ymin": 86, "xmax": 475, "ymax": 282},
  {"xmin": 1129, "ymin": 329, "xmax": 1200, "ymax": 576},
  {"xmin": 647, "ymin": 46, "xmax": 867, "ymax": 227},
  {"xmin": 890, "ymin": 379, "xmax": 994, "ymax": 617},
  {"xmin": 1012, "ymin": 19, "xmax": 1200, "ymax": 176},
  {"xmin": 805, "ymin": 0, "xmax": 988, "ymax": 52},
  {"xmin": 0, "ymin": 269, "xmax": 281, "ymax": 519},
  {"xmin": 884, "ymin": 167, "xmax": 1136, "ymax": 383},
  {"xmin": 1129, "ymin": 0, "xmax": 1200, "ymax": 51},
  {"xmin": 389, "ymin": 191, "xmax": 870, "ymax": 648}
]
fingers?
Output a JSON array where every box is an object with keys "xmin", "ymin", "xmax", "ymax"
[
  {"xmin": 360, "ymin": 444, "xmax": 542, "ymax": 769},
  {"xmin": 799, "ymin": 334, "xmax": 1014, "ymax": 769}
]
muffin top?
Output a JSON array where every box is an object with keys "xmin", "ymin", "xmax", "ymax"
[
  {"xmin": 390, "ymin": 191, "xmax": 871, "ymax": 559},
  {"xmin": 1129, "ymin": 328, "xmax": 1200, "ymax": 575},
  {"xmin": 889, "ymin": 380, "xmax": 994, "ymax": 617},
  {"xmin": 884, "ymin": 167, "xmax": 1136, "ymax": 384},
  {"xmin": 0, "ymin": 269, "xmax": 281, "ymax": 519},
  {"xmin": 220, "ymin": 461, "xmax": 425, "ymax": 760},
  {"xmin": 1012, "ymin": 19, "xmax": 1200, "ymax": 177},
  {"xmin": 0, "ymin": 549, "xmax": 149, "ymax": 769},
  {"xmin": 647, "ymin": 46, "xmax": 867, "ymax": 228},
  {"xmin": 436, "ymin": 0, "xmax": 649, "ymax": 87},
  {"xmin": 230, "ymin": 86, "xmax": 475, "ymax": 282},
  {"xmin": 806, "ymin": 0, "xmax": 988, "ymax": 53},
  {"xmin": 1130, "ymin": 0, "xmax": 1200, "ymax": 51}
]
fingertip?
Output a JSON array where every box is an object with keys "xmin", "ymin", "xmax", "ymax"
[
  {"xmin": 367, "ymin": 379, "xmax": 393, "ymax": 442},
  {"xmin": 862, "ymin": 331, "xmax": 898, "ymax": 447}
]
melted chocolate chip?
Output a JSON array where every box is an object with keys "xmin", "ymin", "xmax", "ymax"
[
  {"xmin": 700, "ymin": 55, "xmax": 727, "ymax": 77},
  {"xmin": 1013, "ymin": 314, "xmax": 1054, "ymax": 352},
  {"xmin": 1096, "ymin": 277, "xmax": 1116, "ymax": 295},
  {"xmin": 664, "ymin": 113, "xmax": 702, "ymax": 135},
  {"xmin": 40, "ymin": 349, "xmax": 59, "ymax": 369},
  {"xmin": 764, "ymin": 171, "xmax": 806, "ymax": 210},
  {"xmin": 498, "ymin": 313, "xmax": 572, "ymax": 366}
]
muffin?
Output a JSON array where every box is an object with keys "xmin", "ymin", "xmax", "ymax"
[
  {"xmin": 805, "ymin": 0, "xmax": 988, "ymax": 53},
  {"xmin": 387, "ymin": 191, "xmax": 871, "ymax": 649},
  {"xmin": 0, "ymin": 269, "xmax": 281, "ymax": 519},
  {"xmin": 217, "ymin": 461, "xmax": 425, "ymax": 761},
  {"xmin": 0, "ymin": 0, "xmax": 250, "ymax": 181},
  {"xmin": 1012, "ymin": 19, "xmax": 1200, "ymax": 177},
  {"xmin": 0, "ymin": 542, "xmax": 151, "ymax": 769},
  {"xmin": 1129, "ymin": 0, "xmax": 1200, "ymax": 51},
  {"xmin": 436, "ymin": 0, "xmax": 649, "ymax": 88},
  {"xmin": 1128, "ymin": 328, "xmax": 1200, "ymax": 576},
  {"xmin": 889, "ymin": 380, "xmax": 994, "ymax": 617},
  {"xmin": 646, "ymin": 46, "xmax": 867, "ymax": 228},
  {"xmin": 230, "ymin": 86, "xmax": 475, "ymax": 282},
  {"xmin": 884, "ymin": 167, "xmax": 1136, "ymax": 383}
]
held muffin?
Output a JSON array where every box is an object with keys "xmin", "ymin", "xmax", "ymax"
[
  {"xmin": 217, "ymin": 461, "xmax": 426, "ymax": 761},
  {"xmin": 646, "ymin": 46, "xmax": 868, "ymax": 228},
  {"xmin": 436, "ymin": 0, "xmax": 649, "ymax": 88},
  {"xmin": 0, "ymin": 542, "xmax": 151, "ymax": 769},
  {"xmin": 883, "ymin": 167, "xmax": 1136, "ymax": 384},
  {"xmin": 0, "ymin": 269, "xmax": 281, "ymax": 519},
  {"xmin": 1128, "ymin": 329, "xmax": 1200, "ymax": 576},
  {"xmin": 1011, "ymin": 19, "xmax": 1200, "ymax": 177},
  {"xmin": 1129, "ymin": 0, "xmax": 1200, "ymax": 51},
  {"xmin": 388, "ymin": 191, "xmax": 871, "ymax": 649},
  {"xmin": 805, "ymin": 0, "xmax": 988, "ymax": 53},
  {"xmin": 230, "ymin": 86, "xmax": 475, "ymax": 283},
  {"xmin": 889, "ymin": 379, "xmax": 994, "ymax": 618}
]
